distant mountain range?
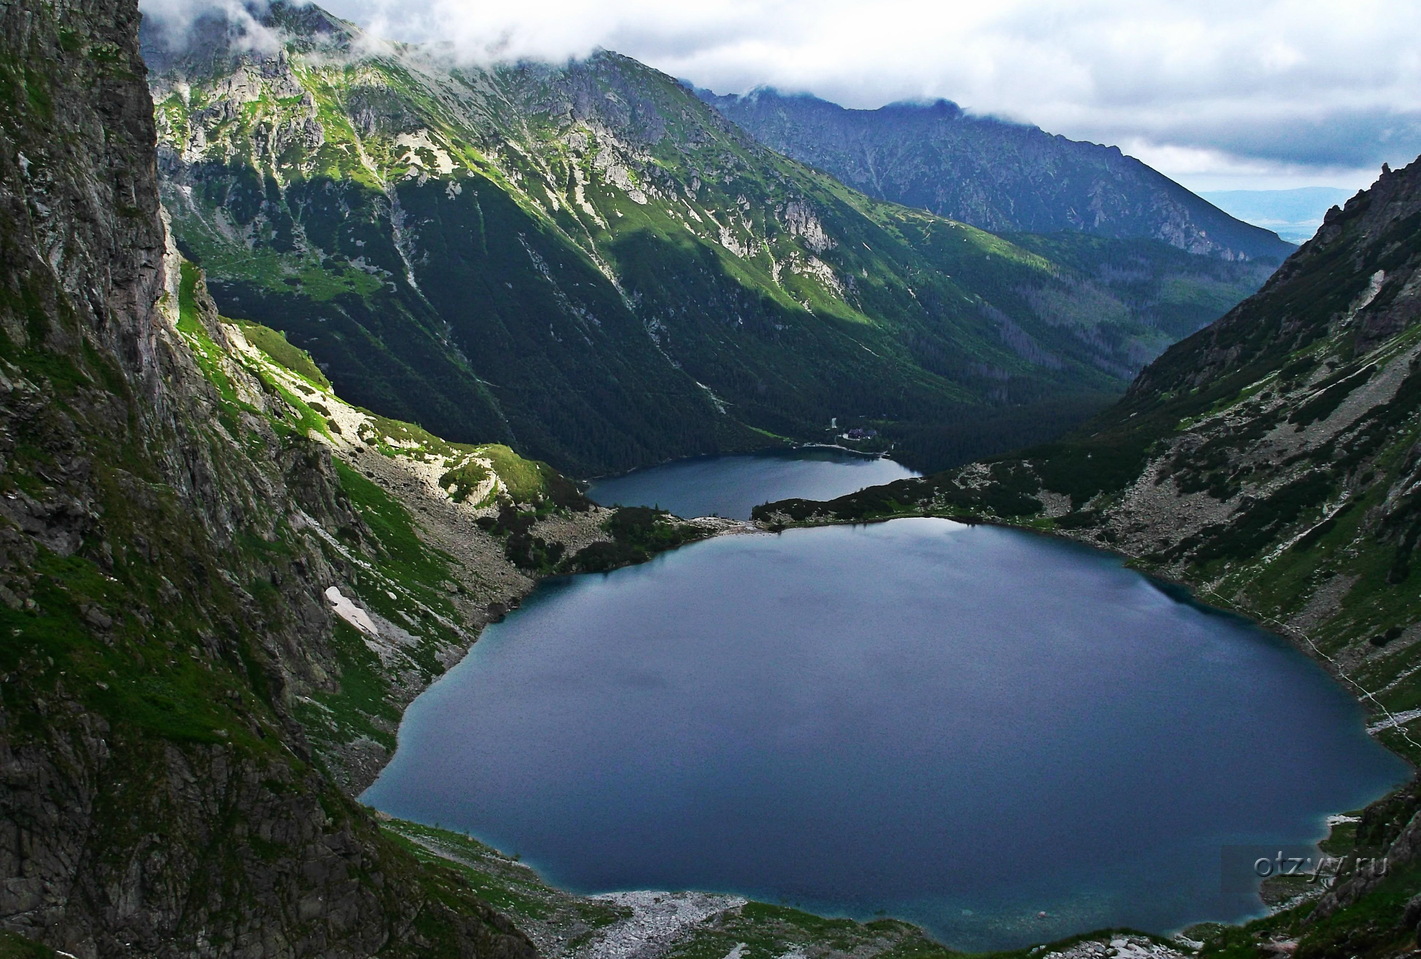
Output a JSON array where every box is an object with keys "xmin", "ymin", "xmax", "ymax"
[
  {"xmin": 702, "ymin": 88, "xmax": 1297, "ymax": 262},
  {"xmin": 1202, "ymin": 186, "xmax": 1357, "ymax": 243},
  {"xmin": 142, "ymin": 2, "xmax": 1278, "ymax": 476}
]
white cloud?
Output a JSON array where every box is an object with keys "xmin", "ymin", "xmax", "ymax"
[
  {"xmin": 141, "ymin": 0, "xmax": 291, "ymax": 55},
  {"xmin": 1115, "ymin": 140, "xmax": 1382, "ymax": 193},
  {"xmin": 165, "ymin": 0, "xmax": 1421, "ymax": 190}
]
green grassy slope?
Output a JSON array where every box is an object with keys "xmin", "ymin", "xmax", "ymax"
[
  {"xmin": 144, "ymin": 3, "xmax": 1273, "ymax": 475},
  {"xmin": 0, "ymin": 2, "xmax": 543, "ymax": 945}
]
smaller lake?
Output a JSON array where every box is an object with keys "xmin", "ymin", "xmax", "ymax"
[{"xmin": 586, "ymin": 447, "xmax": 919, "ymax": 519}]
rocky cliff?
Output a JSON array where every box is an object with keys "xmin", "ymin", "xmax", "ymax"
[
  {"xmin": 0, "ymin": 0, "xmax": 696, "ymax": 954},
  {"xmin": 704, "ymin": 88, "xmax": 1296, "ymax": 263}
]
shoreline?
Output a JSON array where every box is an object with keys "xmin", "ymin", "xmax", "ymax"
[
  {"xmin": 361, "ymin": 506, "xmax": 1402, "ymax": 958},
  {"xmin": 580, "ymin": 442, "xmax": 909, "ymax": 487},
  {"xmin": 381, "ymin": 817, "xmax": 1203, "ymax": 959}
]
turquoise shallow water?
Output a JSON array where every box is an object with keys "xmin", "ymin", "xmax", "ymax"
[{"xmin": 364, "ymin": 515, "xmax": 1407, "ymax": 950}]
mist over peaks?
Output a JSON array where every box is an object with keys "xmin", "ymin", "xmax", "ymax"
[{"xmin": 140, "ymin": 0, "xmax": 291, "ymax": 56}]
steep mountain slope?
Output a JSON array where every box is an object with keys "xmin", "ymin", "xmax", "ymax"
[
  {"xmin": 0, "ymin": 1, "xmax": 704, "ymax": 953},
  {"xmin": 142, "ymin": 2, "xmax": 1273, "ymax": 475},
  {"xmin": 704, "ymin": 88, "xmax": 1296, "ymax": 263},
  {"xmin": 758, "ymin": 159, "xmax": 1421, "ymax": 957}
]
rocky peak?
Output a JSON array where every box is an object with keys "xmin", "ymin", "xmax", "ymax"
[
  {"xmin": 1127, "ymin": 156, "xmax": 1421, "ymax": 403},
  {"xmin": 704, "ymin": 85, "xmax": 1295, "ymax": 262},
  {"xmin": 140, "ymin": 0, "xmax": 358, "ymax": 75}
]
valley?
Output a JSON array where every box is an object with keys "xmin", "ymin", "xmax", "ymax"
[
  {"xmin": 1, "ymin": 0, "xmax": 1418, "ymax": 957},
  {"xmin": 142, "ymin": 1, "xmax": 1280, "ymax": 476}
]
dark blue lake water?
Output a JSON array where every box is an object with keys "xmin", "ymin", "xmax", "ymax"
[
  {"xmin": 586, "ymin": 447, "xmax": 919, "ymax": 519},
  {"xmin": 364, "ymin": 510, "xmax": 1406, "ymax": 951}
]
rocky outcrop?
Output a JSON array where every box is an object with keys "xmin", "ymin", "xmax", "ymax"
[{"xmin": 0, "ymin": 1, "xmax": 552, "ymax": 955}]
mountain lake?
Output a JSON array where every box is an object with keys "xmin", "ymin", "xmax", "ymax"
[
  {"xmin": 585, "ymin": 446, "xmax": 919, "ymax": 521},
  {"xmin": 362, "ymin": 451, "xmax": 1408, "ymax": 950}
]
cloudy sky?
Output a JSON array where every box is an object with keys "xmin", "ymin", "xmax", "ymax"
[{"xmin": 156, "ymin": 0, "xmax": 1421, "ymax": 194}]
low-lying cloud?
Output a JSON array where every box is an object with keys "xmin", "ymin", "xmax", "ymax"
[
  {"xmin": 141, "ymin": 0, "xmax": 293, "ymax": 55},
  {"xmin": 140, "ymin": 0, "xmax": 1421, "ymax": 190}
]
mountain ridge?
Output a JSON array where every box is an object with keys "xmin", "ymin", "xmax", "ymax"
[
  {"xmin": 142, "ymin": 3, "xmax": 1275, "ymax": 476},
  {"xmin": 702, "ymin": 86, "xmax": 1296, "ymax": 263}
]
